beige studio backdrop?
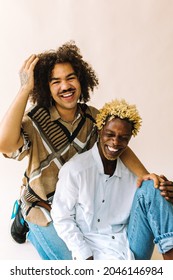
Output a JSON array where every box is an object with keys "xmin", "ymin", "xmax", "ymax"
[{"xmin": 0, "ymin": 0, "xmax": 173, "ymax": 260}]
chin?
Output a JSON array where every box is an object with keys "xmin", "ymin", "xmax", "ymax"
[{"xmin": 105, "ymin": 155, "xmax": 118, "ymax": 161}]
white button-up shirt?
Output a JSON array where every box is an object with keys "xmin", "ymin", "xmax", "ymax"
[{"xmin": 52, "ymin": 143, "xmax": 137, "ymax": 260}]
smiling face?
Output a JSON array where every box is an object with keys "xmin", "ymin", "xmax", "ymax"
[
  {"xmin": 49, "ymin": 62, "xmax": 81, "ymax": 114},
  {"xmin": 98, "ymin": 117, "xmax": 132, "ymax": 162}
]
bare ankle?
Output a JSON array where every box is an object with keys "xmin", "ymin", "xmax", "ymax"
[{"xmin": 162, "ymin": 248, "xmax": 173, "ymax": 260}]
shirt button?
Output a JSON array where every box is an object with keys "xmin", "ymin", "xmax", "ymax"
[
  {"xmin": 102, "ymin": 200, "xmax": 105, "ymax": 203},
  {"xmin": 112, "ymin": 236, "xmax": 115, "ymax": 239},
  {"xmin": 97, "ymin": 219, "xmax": 100, "ymax": 222}
]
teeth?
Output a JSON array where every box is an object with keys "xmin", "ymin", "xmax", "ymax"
[
  {"xmin": 107, "ymin": 146, "xmax": 118, "ymax": 152},
  {"xmin": 61, "ymin": 92, "xmax": 74, "ymax": 97}
]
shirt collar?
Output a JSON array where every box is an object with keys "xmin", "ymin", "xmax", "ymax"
[
  {"xmin": 91, "ymin": 142, "xmax": 122, "ymax": 178},
  {"xmin": 49, "ymin": 103, "xmax": 83, "ymax": 122}
]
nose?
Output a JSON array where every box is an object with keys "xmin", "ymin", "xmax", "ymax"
[
  {"xmin": 60, "ymin": 80, "xmax": 70, "ymax": 91},
  {"xmin": 112, "ymin": 136, "xmax": 119, "ymax": 145},
  {"xmin": 112, "ymin": 136, "xmax": 123, "ymax": 147}
]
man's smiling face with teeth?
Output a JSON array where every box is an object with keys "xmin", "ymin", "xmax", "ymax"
[
  {"xmin": 49, "ymin": 62, "xmax": 81, "ymax": 112},
  {"xmin": 98, "ymin": 117, "xmax": 132, "ymax": 162}
]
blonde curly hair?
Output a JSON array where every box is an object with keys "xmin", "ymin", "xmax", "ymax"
[{"xmin": 95, "ymin": 99, "xmax": 142, "ymax": 136}]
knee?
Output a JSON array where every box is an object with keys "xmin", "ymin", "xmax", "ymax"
[
  {"xmin": 131, "ymin": 180, "xmax": 158, "ymax": 215},
  {"xmin": 136, "ymin": 179, "xmax": 162, "ymax": 203},
  {"xmin": 135, "ymin": 180, "xmax": 158, "ymax": 201},
  {"xmin": 138, "ymin": 180, "xmax": 155, "ymax": 194}
]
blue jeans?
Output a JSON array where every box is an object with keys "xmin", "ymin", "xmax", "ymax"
[
  {"xmin": 27, "ymin": 220, "xmax": 72, "ymax": 260},
  {"xmin": 27, "ymin": 180, "xmax": 173, "ymax": 260},
  {"xmin": 128, "ymin": 180, "xmax": 173, "ymax": 259}
]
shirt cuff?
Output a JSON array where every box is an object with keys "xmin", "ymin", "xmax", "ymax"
[
  {"xmin": 11, "ymin": 133, "xmax": 31, "ymax": 159},
  {"xmin": 72, "ymin": 246, "xmax": 93, "ymax": 260}
]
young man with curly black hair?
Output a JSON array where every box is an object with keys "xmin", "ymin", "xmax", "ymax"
[{"xmin": 0, "ymin": 42, "xmax": 172, "ymax": 259}]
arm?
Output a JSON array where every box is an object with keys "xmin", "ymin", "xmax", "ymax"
[
  {"xmin": 51, "ymin": 164, "xmax": 93, "ymax": 260},
  {"xmin": 120, "ymin": 147, "xmax": 173, "ymax": 201},
  {"xmin": 0, "ymin": 55, "xmax": 39, "ymax": 154},
  {"xmin": 120, "ymin": 146, "xmax": 148, "ymax": 176},
  {"xmin": 121, "ymin": 148, "xmax": 173, "ymax": 203},
  {"xmin": 120, "ymin": 147, "xmax": 161, "ymax": 188}
]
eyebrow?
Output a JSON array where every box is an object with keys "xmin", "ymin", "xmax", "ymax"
[
  {"xmin": 104, "ymin": 128, "xmax": 131, "ymax": 136},
  {"xmin": 49, "ymin": 72, "xmax": 77, "ymax": 82}
]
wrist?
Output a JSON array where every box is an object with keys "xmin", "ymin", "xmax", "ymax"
[{"xmin": 18, "ymin": 86, "xmax": 32, "ymax": 97}]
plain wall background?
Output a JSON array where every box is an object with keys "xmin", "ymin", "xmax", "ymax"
[{"xmin": 0, "ymin": 0, "xmax": 173, "ymax": 260}]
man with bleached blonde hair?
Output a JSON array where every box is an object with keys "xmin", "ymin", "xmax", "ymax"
[{"xmin": 52, "ymin": 99, "xmax": 173, "ymax": 260}]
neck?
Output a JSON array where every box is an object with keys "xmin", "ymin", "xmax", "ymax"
[
  {"xmin": 55, "ymin": 105, "xmax": 78, "ymax": 123},
  {"xmin": 103, "ymin": 159, "xmax": 117, "ymax": 176}
]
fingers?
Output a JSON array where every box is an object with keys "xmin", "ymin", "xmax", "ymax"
[
  {"xmin": 160, "ymin": 192, "xmax": 173, "ymax": 203},
  {"xmin": 160, "ymin": 180, "xmax": 173, "ymax": 186},
  {"xmin": 20, "ymin": 54, "xmax": 39, "ymax": 72},
  {"xmin": 28, "ymin": 55, "xmax": 39, "ymax": 70},
  {"xmin": 160, "ymin": 189, "xmax": 173, "ymax": 197},
  {"xmin": 159, "ymin": 182, "xmax": 173, "ymax": 204},
  {"xmin": 159, "ymin": 174, "xmax": 168, "ymax": 181},
  {"xmin": 159, "ymin": 185, "xmax": 173, "ymax": 192},
  {"xmin": 136, "ymin": 173, "xmax": 163, "ymax": 188},
  {"xmin": 19, "ymin": 55, "xmax": 39, "ymax": 88},
  {"xmin": 159, "ymin": 185, "xmax": 173, "ymax": 195}
]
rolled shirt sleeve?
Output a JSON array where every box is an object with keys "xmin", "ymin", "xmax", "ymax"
[{"xmin": 3, "ymin": 129, "xmax": 31, "ymax": 160}]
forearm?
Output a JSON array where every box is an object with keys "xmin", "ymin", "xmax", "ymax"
[
  {"xmin": 120, "ymin": 146, "xmax": 148, "ymax": 177},
  {"xmin": 120, "ymin": 148, "xmax": 172, "ymax": 191},
  {"xmin": 0, "ymin": 88, "xmax": 30, "ymax": 153},
  {"xmin": 0, "ymin": 55, "xmax": 38, "ymax": 154}
]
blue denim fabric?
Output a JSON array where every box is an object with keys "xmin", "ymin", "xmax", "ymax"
[
  {"xmin": 128, "ymin": 180, "xmax": 173, "ymax": 259},
  {"xmin": 27, "ymin": 221, "xmax": 72, "ymax": 260}
]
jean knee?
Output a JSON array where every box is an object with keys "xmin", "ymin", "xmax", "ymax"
[{"xmin": 136, "ymin": 180, "xmax": 156, "ymax": 198}]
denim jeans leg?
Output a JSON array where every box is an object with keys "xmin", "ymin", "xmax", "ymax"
[
  {"xmin": 127, "ymin": 180, "xmax": 173, "ymax": 260},
  {"xmin": 27, "ymin": 221, "xmax": 72, "ymax": 260},
  {"xmin": 27, "ymin": 230, "xmax": 49, "ymax": 259}
]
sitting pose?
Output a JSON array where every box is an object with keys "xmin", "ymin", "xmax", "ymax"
[
  {"xmin": 52, "ymin": 99, "xmax": 173, "ymax": 260},
  {"xmin": 0, "ymin": 42, "xmax": 158, "ymax": 260}
]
